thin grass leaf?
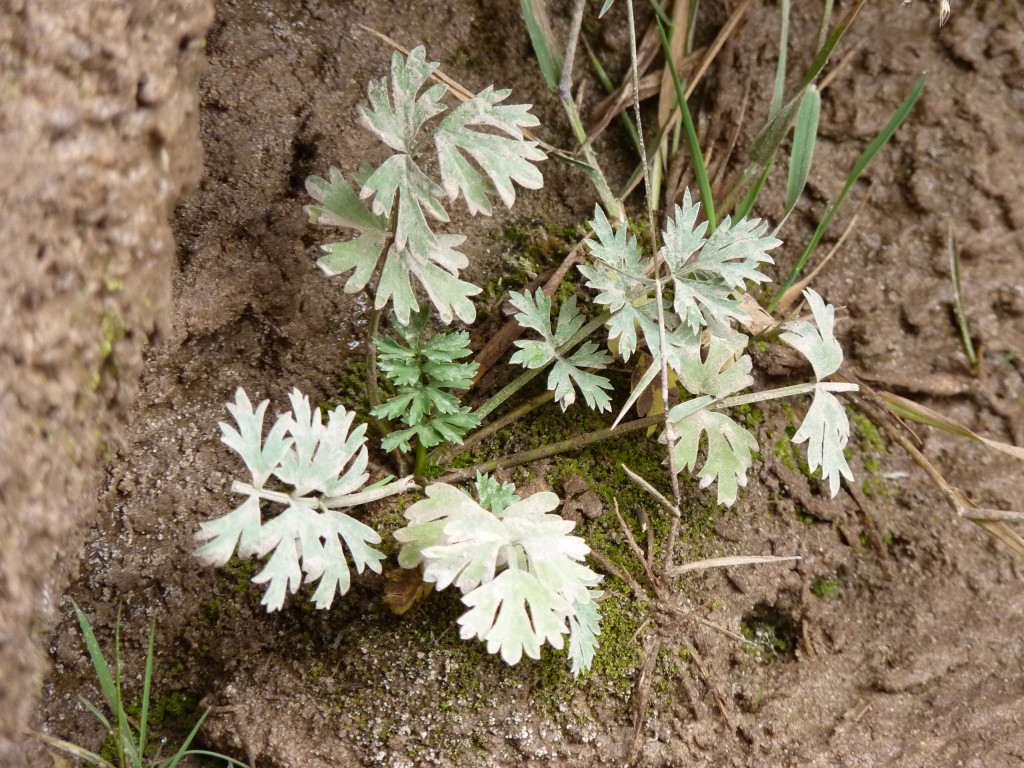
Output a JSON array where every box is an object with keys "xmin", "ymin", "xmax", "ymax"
[
  {"xmin": 772, "ymin": 75, "xmax": 926, "ymax": 309},
  {"xmin": 785, "ymin": 86, "xmax": 820, "ymax": 214},
  {"xmin": 36, "ymin": 733, "xmax": 115, "ymax": 768},
  {"xmin": 769, "ymin": 0, "xmax": 791, "ymax": 120},
  {"xmin": 520, "ymin": 0, "xmax": 561, "ymax": 90},
  {"xmin": 71, "ymin": 602, "xmax": 120, "ymax": 728},
  {"xmin": 656, "ymin": 16, "xmax": 716, "ymax": 229},
  {"xmin": 879, "ymin": 392, "xmax": 1024, "ymax": 461},
  {"xmin": 137, "ymin": 619, "xmax": 155, "ymax": 760},
  {"xmin": 670, "ymin": 554, "xmax": 800, "ymax": 576},
  {"xmin": 163, "ymin": 709, "xmax": 209, "ymax": 768},
  {"xmin": 722, "ymin": 0, "xmax": 868, "ymax": 216}
]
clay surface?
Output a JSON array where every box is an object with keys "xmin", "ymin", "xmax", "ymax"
[{"xmin": 16, "ymin": 0, "xmax": 1024, "ymax": 766}]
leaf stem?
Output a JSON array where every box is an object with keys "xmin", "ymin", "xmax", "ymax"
[
  {"xmin": 441, "ymin": 413, "xmax": 665, "ymax": 483},
  {"xmin": 430, "ymin": 389, "xmax": 554, "ymax": 466},
  {"xmin": 472, "ymin": 310, "xmax": 612, "ymax": 423},
  {"xmin": 558, "ymin": 0, "xmax": 625, "ymax": 222},
  {"xmin": 232, "ymin": 475, "xmax": 418, "ymax": 510}
]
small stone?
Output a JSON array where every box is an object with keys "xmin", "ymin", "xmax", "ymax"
[
  {"xmin": 561, "ymin": 473, "xmax": 588, "ymax": 498},
  {"xmin": 577, "ymin": 490, "xmax": 604, "ymax": 519}
]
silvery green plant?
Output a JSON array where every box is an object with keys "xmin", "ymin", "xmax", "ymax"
[
  {"xmin": 508, "ymin": 195, "xmax": 857, "ymax": 506},
  {"xmin": 196, "ymin": 44, "xmax": 859, "ymax": 680},
  {"xmin": 194, "ymin": 388, "xmax": 414, "ymax": 612},
  {"xmin": 305, "ymin": 45, "xmax": 546, "ymax": 326},
  {"xmin": 394, "ymin": 474, "xmax": 602, "ymax": 675}
]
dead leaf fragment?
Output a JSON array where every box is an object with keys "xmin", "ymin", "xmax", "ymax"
[{"xmin": 383, "ymin": 566, "xmax": 434, "ymax": 616}]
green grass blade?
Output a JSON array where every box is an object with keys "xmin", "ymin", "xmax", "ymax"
[
  {"xmin": 163, "ymin": 709, "xmax": 209, "ymax": 767},
  {"xmin": 645, "ymin": 0, "xmax": 672, "ymax": 26},
  {"xmin": 656, "ymin": 16, "xmax": 716, "ymax": 230},
  {"xmin": 72, "ymin": 601, "xmax": 118, "ymax": 712},
  {"xmin": 770, "ymin": 0, "xmax": 791, "ymax": 119},
  {"xmin": 37, "ymin": 732, "xmax": 116, "ymax": 768},
  {"xmin": 137, "ymin": 619, "xmax": 156, "ymax": 760},
  {"xmin": 733, "ymin": 159, "xmax": 774, "ymax": 221},
  {"xmin": 770, "ymin": 75, "xmax": 925, "ymax": 310},
  {"xmin": 599, "ymin": 0, "xmax": 615, "ymax": 17},
  {"xmin": 796, "ymin": 0, "xmax": 867, "ymax": 93},
  {"xmin": 785, "ymin": 86, "xmax": 820, "ymax": 214},
  {"xmin": 520, "ymin": 0, "xmax": 561, "ymax": 91},
  {"xmin": 78, "ymin": 696, "xmax": 113, "ymax": 732},
  {"xmin": 111, "ymin": 611, "xmax": 137, "ymax": 768}
]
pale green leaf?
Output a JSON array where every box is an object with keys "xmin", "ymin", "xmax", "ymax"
[
  {"xmin": 579, "ymin": 205, "xmax": 655, "ymax": 361},
  {"xmin": 673, "ymin": 331, "xmax": 753, "ymax": 398},
  {"xmin": 458, "ymin": 568, "xmax": 571, "ymax": 665},
  {"xmin": 668, "ymin": 403, "xmax": 758, "ymax": 506},
  {"xmin": 509, "ymin": 289, "xmax": 613, "ymax": 411},
  {"xmin": 779, "ymin": 288, "xmax": 843, "ymax": 380},
  {"xmin": 194, "ymin": 494, "xmax": 263, "ymax": 565},
  {"xmin": 394, "ymin": 483, "xmax": 602, "ymax": 672},
  {"xmin": 567, "ymin": 591, "xmax": 602, "ymax": 676},
  {"xmin": 196, "ymin": 388, "xmax": 384, "ymax": 612},
  {"xmin": 358, "ymin": 46, "xmax": 447, "ymax": 154},
  {"xmin": 435, "ymin": 87, "xmax": 545, "ymax": 215},
  {"xmin": 219, "ymin": 388, "xmax": 292, "ymax": 487},
  {"xmin": 662, "ymin": 190, "xmax": 779, "ymax": 333},
  {"xmin": 310, "ymin": 46, "xmax": 545, "ymax": 325},
  {"xmin": 790, "ymin": 387, "xmax": 853, "ymax": 497}
]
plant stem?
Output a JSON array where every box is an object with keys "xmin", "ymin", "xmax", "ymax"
[
  {"xmin": 233, "ymin": 475, "xmax": 418, "ymax": 510},
  {"xmin": 441, "ymin": 413, "xmax": 665, "ymax": 484},
  {"xmin": 431, "ymin": 389, "xmax": 554, "ymax": 466},
  {"xmin": 558, "ymin": 0, "xmax": 625, "ymax": 221},
  {"xmin": 414, "ymin": 442, "xmax": 428, "ymax": 477},
  {"xmin": 628, "ymin": 0, "xmax": 685, "ymax": 575},
  {"xmin": 366, "ymin": 305, "xmax": 383, "ymax": 409},
  {"xmin": 472, "ymin": 310, "xmax": 612, "ymax": 423}
]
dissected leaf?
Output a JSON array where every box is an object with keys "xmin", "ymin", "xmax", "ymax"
[
  {"xmin": 673, "ymin": 331, "xmax": 753, "ymax": 399},
  {"xmin": 789, "ymin": 387, "xmax": 853, "ymax": 498},
  {"xmin": 435, "ymin": 87, "xmax": 545, "ymax": 214},
  {"xmin": 779, "ymin": 288, "xmax": 855, "ymax": 496},
  {"xmin": 394, "ymin": 483, "xmax": 602, "ymax": 675},
  {"xmin": 662, "ymin": 191, "xmax": 779, "ymax": 334},
  {"xmin": 567, "ymin": 592, "xmax": 602, "ymax": 677},
  {"xmin": 779, "ymin": 288, "xmax": 843, "ymax": 380},
  {"xmin": 358, "ymin": 46, "xmax": 447, "ymax": 155},
  {"xmin": 218, "ymin": 388, "xmax": 292, "ymax": 487},
  {"xmin": 475, "ymin": 472, "xmax": 521, "ymax": 515},
  {"xmin": 310, "ymin": 46, "xmax": 545, "ymax": 325},
  {"xmin": 579, "ymin": 205, "xmax": 656, "ymax": 361},
  {"xmin": 509, "ymin": 289, "xmax": 613, "ymax": 412},
  {"xmin": 195, "ymin": 388, "xmax": 386, "ymax": 612},
  {"xmin": 668, "ymin": 400, "xmax": 758, "ymax": 506},
  {"xmin": 458, "ymin": 568, "xmax": 571, "ymax": 665},
  {"xmin": 306, "ymin": 169, "xmax": 390, "ymax": 296},
  {"xmin": 373, "ymin": 325, "xmax": 481, "ymax": 454}
]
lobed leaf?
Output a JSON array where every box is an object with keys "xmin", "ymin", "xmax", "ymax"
[
  {"xmin": 790, "ymin": 387, "xmax": 853, "ymax": 498},
  {"xmin": 668, "ymin": 400, "xmax": 759, "ymax": 506},
  {"xmin": 509, "ymin": 289, "xmax": 613, "ymax": 412},
  {"xmin": 196, "ymin": 389, "xmax": 384, "ymax": 612},
  {"xmin": 394, "ymin": 483, "xmax": 602, "ymax": 675},
  {"xmin": 779, "ymin": 288, "xmax": 843, "ymax": 380},
  {"xmin": 579, "ymin": 205, "xmax": 656, "ymax": 361},
  {"xmin": 435, "ymin": 87, "xmax": 546, "ymax": 215}
]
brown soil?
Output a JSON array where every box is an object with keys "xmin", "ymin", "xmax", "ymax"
[{"xmin": 10, "ymin": 0, "xmax": 1024, "ymax": 766}]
